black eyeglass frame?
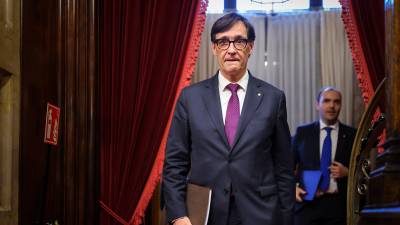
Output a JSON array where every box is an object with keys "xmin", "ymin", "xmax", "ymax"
[{"xmin": 213, "ymin": 38, "xmax": 249, "ymax": 50}]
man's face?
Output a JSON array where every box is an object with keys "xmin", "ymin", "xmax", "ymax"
[
  {"xmin": 316, "ymin": 90, "xmax": 342, "ymax": 125},
  {"xmin": 212, "ymin": 21, "xmax": 254, "ymax": 81}
]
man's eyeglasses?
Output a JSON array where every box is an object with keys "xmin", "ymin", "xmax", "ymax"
[{"xmin": 214, "ymin": 39, "xmax": 249, "ymax": 50}]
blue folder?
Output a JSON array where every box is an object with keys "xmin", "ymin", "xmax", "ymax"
[{"xmin": 301, "ymin": 170, "xmax": 322, "ymax": 201}]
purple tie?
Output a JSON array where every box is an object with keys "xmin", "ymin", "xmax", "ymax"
[{"xmin": 225, "ymin": 83, "xmax": 240, "ymax": 147}]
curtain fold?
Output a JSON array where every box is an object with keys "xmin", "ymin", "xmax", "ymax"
[
  {"xmin": 247, "ymin": 15, "xmax": 267, "ymax": 76},
  {"xmin": 350, "ymin": 0, "xmax": 385, "ymax": 90},
  {"xmin": 339, "ymin": 0, "xmax": 386, "ymax": 150},
  {"xmin": 192, "ymin": 13, "xmax": 223, "ymax": 83},
  {"xmin": 320, "ymin": 10, "xmax": 363, "ymax": 126},
  {"xmin": 339, "ymin": 0, "xmax": 385, "ymax": 106},
  {"xmin": 264, "ymin": 12, "xmax": 322, "ymax": 132},
  {"xmin": 99, "ymin": 1, "xmax": 207, "ymax": 224}
]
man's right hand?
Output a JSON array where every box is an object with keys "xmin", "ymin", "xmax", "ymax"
[
  {"xmin": 296, "ymin": 186, "xmax": 307, "ymax": 202},
  {"xmin": 173, "ymin": 217, "xmax": 192, "ymax": 225}
]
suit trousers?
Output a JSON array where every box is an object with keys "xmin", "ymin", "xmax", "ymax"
[{"xmin": 295, "ymin": 193, "xmax": 346, "ymax": 225}]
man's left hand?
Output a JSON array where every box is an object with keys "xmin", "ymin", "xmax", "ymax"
[{"xmin": 330, "ymin": 161, "xmax": 348, "ymax": 179}]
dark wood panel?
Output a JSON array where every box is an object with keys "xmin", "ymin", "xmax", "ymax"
[
  {"xmin": 357, "ymin": 0, "xmax": 400, "ymax": 224},
  {"xmin": 386, "ymin": 0, "xmax": 400, "ymax": 133},
  {"xmin": 62, "ymin": 0, "xmax": 98, "ymax": 224},
  {"xmin": 20, "ymin": 0, "xmax": 97, "ymax": 224},
  {"xmin": 20, "ymin": 0, "xmax": 62, "ymax": 224}
]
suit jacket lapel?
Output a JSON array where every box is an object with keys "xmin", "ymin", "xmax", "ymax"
[
  {"xmin": 335, "ymin": 123, "xmax": 346, "ymax": 162},
  {"xmin": 231, "ymin": 75, "xmax": 263, "ymax": 149},
  {"xmin": 312, "ymin": 121, "xmax": 321, "ymax": 166},
  {"xmin": 202, "ymin": 74, "xmax": 230, "ymax": 148}
]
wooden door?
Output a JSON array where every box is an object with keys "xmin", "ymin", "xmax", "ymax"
[{"xmin": 20, "ymin": 0, "xmax": 97, "ymax": 224}]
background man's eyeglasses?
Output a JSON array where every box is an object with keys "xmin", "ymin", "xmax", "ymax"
[{"xmin": 214, "ymin": 39, "xmax": 248, "ymax": 50}]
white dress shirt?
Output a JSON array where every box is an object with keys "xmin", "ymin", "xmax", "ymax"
[
  {"xmin": 319, "ymin": 120, "xmax": 339, "ymax": 193},
  {"xmin": 218, "ymin": 71, "xmax": 249, "ymax": 124}
]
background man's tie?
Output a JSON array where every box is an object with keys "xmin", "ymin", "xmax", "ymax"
[
  {"xmin": 225, "ymin": 83, "xmax": 240, "ymax": 148},
  {"xmin": 319, "ymin": 127, "xmax": 332, "ymax": 191}
]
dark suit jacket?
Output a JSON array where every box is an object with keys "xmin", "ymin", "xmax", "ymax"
[
  {"xmin": 291, "ymin": 121, "xmax": 356, "ymax": 212},
  {"xmin": 162, "ymin": 73, "xmax": 295, "ymax": 225}
]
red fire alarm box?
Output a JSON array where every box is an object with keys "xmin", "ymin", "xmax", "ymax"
[{"xmin": 44, "ymin": 103, "xmax": 60, "ymax": 146}]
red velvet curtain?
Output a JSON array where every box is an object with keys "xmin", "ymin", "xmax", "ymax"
[
  {"xmin": 340, "ymin": 0, "xmax": 385, "ymax": 106},
  {"xmin": 99, "ymin": 1, "xmax": 207, "ymax": 224},
  {"xmin": 340, "ymin": 0, "xmax": 386, "ymax": 150},
  {"xmin": 351, "ymin": 0, "xmax": 385, "ymax": 89}
]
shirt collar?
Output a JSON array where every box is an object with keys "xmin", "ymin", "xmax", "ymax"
[
  {"xmin": 218, "ymin": 70, "xmax": 249, "ymax": 92},
  {"xmin": 319, "ymin": 119, "xmax": 339, "ymax": 131}
]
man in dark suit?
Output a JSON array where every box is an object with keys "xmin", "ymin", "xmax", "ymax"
[
  {"xmin": 162, "ymin": 13, "xmax": 295, "ymax": 225},
  {"xmin": 292, "ymin": 87, "xmax": 356, "ymax": 225}
]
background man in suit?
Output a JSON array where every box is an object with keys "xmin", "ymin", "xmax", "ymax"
[
  {"xmin": 162, "ymin": 13, "xmax": 294, "ymax": 225},
  {"xmin": 292, "ymin": 87, "xmax": 356, "ymax": 225}
]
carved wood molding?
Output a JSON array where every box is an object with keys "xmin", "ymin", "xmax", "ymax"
[
  {"xmin": 61, "ymin": 0, "xmax": 97, "ymax": 224},
  {"xmin": 347, "ymin": 78, "xmax": 386, "ymax": 225},
  {"xmin": 386, "ymin": 0, "xmax": 400, "ymax": 135},
  {"xmin": 347, "ymin": 0, "xmax": 400, "ymax": 223},
  {"xmin": 0, "ymin": 67, "xmax": 11, "ymax": 88},
  {"xmin": 20, "ymin": 0, "xmax": 97, "ymax": 224}
]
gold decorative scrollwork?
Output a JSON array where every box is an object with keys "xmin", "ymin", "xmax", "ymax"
[
  {"xmin": 360, "ymin": 159, "xmax": 370, "ymax": 179},
  {"xmin": 357, "ymin": 176, "xmax": 368, "ymax": 195},
  {"xmin": 347, "ymin": 78, "xmax": 386, "ymax": 225}
]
